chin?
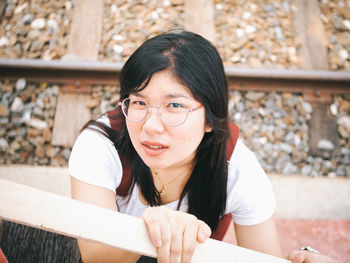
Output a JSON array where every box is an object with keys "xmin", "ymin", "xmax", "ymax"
[{"xmin": 142, "ymin": 159, "xmax": 169, "ymax": 170}]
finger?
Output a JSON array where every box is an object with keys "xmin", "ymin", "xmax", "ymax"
[
  {"xmin": 288, "ymin": 250, "xmax": 305, "ymax": 263},
  {"xmin": 141, "ymin": 210, "xmax": 162, "ymax": 247},
  {"xmin": 182, "ymin": 221, "xmax": 198, "ymax": 263},
  {"xmin": 170, "ymin": 230, "xmax": 183, "ymax": 263},
  {"xmin": 197, "ymin": 220, "xmax": 211, "ymax": 243},
  {"xmin": 157, "ymin": 220, "xmax": 171, "ymax": 263}
]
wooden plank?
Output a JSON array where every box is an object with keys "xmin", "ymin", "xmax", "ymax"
[
  {"xmin": 184, "ymin": 0, "xmax": 215, "ymax": 43},
  {"xmin": 52, "ymin": 92, "xmax": 91, "ymax": 147},
  {"xmin": 53, "ymin": 0, "xmax": 104, "ymax": 146},
  {"xmin": 291, "ymin": 0, "xmax": 340, "ymax": 158},
  {"xmin": 64, "ymin": 0, "xmax": 104, "ymax": 60},
  {"xmin": 0, "ymin": 0, "xmax": 7, "ymax": 22},
  {"xmin": 307, "ymin": 103, "xmax": 340, "ymax": 157},
  {"xmin": 292, "ymin": 0, "xmax": 329, "ymax": 70},
  {"xmin": 0, "ymin": 179, "xmax": 290, "ymax": 263}
]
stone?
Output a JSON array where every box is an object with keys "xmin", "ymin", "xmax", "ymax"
[
  {"xmin": 282, "ymin": 162, "xmax": 298, "ymax": 175},
  {"xmin": 0, "ymin": 105, "xmax": 9, "ymax": 117},
  {"xmin": 339, "ymin": 100, "xmax": 350, "ymax": 113},
  {"xmin": 16, "ymin": 78, "xmax": 26, "ymax": 91},
  {"xmin": 339, "ymin": 49, "xmax": 349, "ymax": 61},
  {"xmin": 22, "ymin": 14, "xmax": 34, "ymax": 25},
  {"xmin": 275, "ymin": 26, "xmax": 284, "ymax": 40},
  {"xmin": 86, "ymin": 98, "xmax": 100, "ymax": 109},
  {"xmin": 112, "ymin": 44, "xmax": 124, "ymax": 55},
  {"xmin": 279, "ymin": 143, "xmax": 293, "ymax": 154},
  {"xmin": 264, "ymin": 4, "xmax": 275, "ymax": 14},
  {"xmin": 236, "ymin": 28, "xmax": 245, "ymax": 38},
  {"xmin": 242, "ymin": 11, "xmax": 252, "ymax": 20},
  {"xmin": 35, "ymin": 144, "xmax": 45, "ymax": 158},
  {"xmin": 330, "ymin": 103, "xmax": 338, "ymax": 116},
  {"xmin": 62, "ymin": 148, "xmax": 71, "ymax": 160},
  {"xmin": 45, "ymin": 146, "xmax": 57, "ymax": 158},
  {"xmin": 26, "ymin": 118, "xmax": 48, "ymax": 130},
  {"xmin": 47, "ymin": 19, "xmax": 58, "ymax": 30},
  {"xmin": 0, "ymin": 37, "xmax": 9, "ymax": 47},
  {"xmin": 301, "ymin": 164, "xmax": 313, "ymax": 175},
  {"xmin": 43, "ymin": 128, "xmax": 52, "ymax": 143},
  {"xmin": 10, "ymin": 140, "xmax": 21, "ymax": 151},
  {"xmin": 337, "ymin": 116, "xmax": 350, "ymax": 138},
  {"xmin": 31, "ymin": 18, "xmax": 46, "ymax": 30},
  {"xmin": 343, "ymin": 20, "xmax": 350, "ymax": 30},
  {"xmin": 0, "ymin": 138, "xmax": 9, "ymax": 151},
  {"xmin": 110, "ymin": 94, "xmax": 120, "ymax": 105},
  {"xmin": 245, "ymin": 25, "xmax": 256, "ymax": 34},
  {"xmin": 10, "ymin": 97, "xmax": 24, "ymax": 113},
  {"xmin": 245, "ymin": 92, "xmax": 265, "ymax": 101},
  {"xmin": 27, "ymin": 128, "xmax": 42, "ymax": 137},
  {"xmin": 317, "ymin": 140, "xmax": 335, "ymax": 151}
]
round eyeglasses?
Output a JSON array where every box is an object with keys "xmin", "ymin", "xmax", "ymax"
[{"xmin": 118, "ymin": 98, "xmax": 204, "ymax": 127}]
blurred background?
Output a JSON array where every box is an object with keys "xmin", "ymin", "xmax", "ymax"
[{"xmin": 0, "ymin": 0, "xmax": 349, "ymax": 262}]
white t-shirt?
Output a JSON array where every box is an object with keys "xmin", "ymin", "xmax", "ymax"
[{"xmin": 69, "ymin": 115, "xmax": 276, "ymax": 226}]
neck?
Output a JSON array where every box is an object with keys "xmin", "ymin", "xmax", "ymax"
[{"xmin": 152, "ymin": 165, "xmax": 192, "ymax": 202}]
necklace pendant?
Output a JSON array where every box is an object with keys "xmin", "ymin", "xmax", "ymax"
[{"xmin": 159, "ymin": 186, "xmax": 166, "ymax": 195}]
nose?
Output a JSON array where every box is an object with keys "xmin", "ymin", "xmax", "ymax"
[{"xmin": 142, "ymin": 106, "xmax": 165, "ymax": 135}]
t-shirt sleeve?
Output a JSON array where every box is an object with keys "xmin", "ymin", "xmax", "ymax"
[
  {"xmin": 68, "ymin": 124, "xmax": 122, "ymax": 193},
  {"xmin": 225, "ymin": 140, "xmax": 276, "ymax": 226}
]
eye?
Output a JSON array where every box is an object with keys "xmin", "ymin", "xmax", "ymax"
[
  {"xmin": 168, "ymin": 102, "xmax": 183, "ymax": 109},
  {"xmin": 129, "ymin": 99, "xmax": 147, "ymax": 109},
  {"xmin": 133, "ymin": 100, "xmax": 146, "ymax": 106}
]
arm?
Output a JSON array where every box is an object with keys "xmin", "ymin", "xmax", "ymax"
[
  {"xmin": 70, "ymin": 176, "xmax": 142, "ymax": 263},
  {"xmin": 234, "ymin": 215, "xmax": 284, "ymax": 258}
]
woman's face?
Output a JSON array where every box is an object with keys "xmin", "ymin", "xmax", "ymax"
[{"xmin": 126, "ymin": 70, "xmax": 212, "ymax": 171}]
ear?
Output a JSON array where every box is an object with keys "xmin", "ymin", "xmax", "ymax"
[{"xmin": 204, "ymin": 123, "xmax": 212, "ymax": 133}]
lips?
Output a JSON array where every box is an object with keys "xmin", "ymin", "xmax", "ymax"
[{"xmin": 141, "ymin": 141, "xmax": 168, "ymax": 156}]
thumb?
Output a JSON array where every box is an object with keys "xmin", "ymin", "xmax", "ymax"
[{"xmin": 197, "ymin": 220, "xmax": 211, "ymax": 243}]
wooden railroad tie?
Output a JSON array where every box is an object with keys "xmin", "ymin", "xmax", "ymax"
[{"xmin": 52, "ymin": 0, "xmax": 104, "ymax": 147}]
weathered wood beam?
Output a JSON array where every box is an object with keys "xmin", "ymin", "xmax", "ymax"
[
  {"xmin": 184, "ymin": 0, "xmax": 215, "ymax": 43},
  {"xmin": 292, "ymin": 0, "xmax": 339, "ymax": 158},
  {"xmin": 0, "ymin": 179, "xmax": 291, "ymax": 263},
  {"xmin": 52, "ymin": 0, "xmax": 104, "ymax": 147}
]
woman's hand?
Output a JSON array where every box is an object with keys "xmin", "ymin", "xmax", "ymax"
[
  {"xmin": 141, "ymin": 206, "xmax": 211, "ymax": 263},
  {"xmin": 288, "ymin": 250, "xmax": 339, "ymax": 263}
]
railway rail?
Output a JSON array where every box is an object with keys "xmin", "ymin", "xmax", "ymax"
[{"xmin": 1, "ymin": 58, "xmax": 350, "ymax": 103}]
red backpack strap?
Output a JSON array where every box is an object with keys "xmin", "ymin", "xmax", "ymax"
[
  {"xmin": 211, "ymin": 122, "xmax": 239, "ymax": 241},
  {"xmin": 226, "ymin": 122, "xmax": 239, "ymax": 159},
  {"xmin": 107, "ymin": 108, "xmax": 123, "ymax": 131},
  {"xmin": 106, "ymin": 109, "xmax": 132, "ymax": 196},
  {"xmin": 211, "ymin": 213, "xmax": 233, "ymax": 241}
]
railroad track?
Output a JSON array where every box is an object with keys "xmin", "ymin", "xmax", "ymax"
[{"xmin": 1, "ymin": 57, "xmax": 350, "ymax": 153}]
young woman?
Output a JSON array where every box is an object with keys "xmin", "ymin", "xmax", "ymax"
[{"xmin": 69, "ymin": 30, "xmax": 283, "ymax": 263}]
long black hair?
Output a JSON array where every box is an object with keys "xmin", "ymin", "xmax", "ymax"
[{"xmin": 83, "ymin": 30, "xmax": 229, "ymax": 232}]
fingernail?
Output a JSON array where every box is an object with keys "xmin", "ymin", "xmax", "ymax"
[
  {"xmin": 198, "ymin": 232, "xmax": 205, "ymax": 242},
  {"xmin": 155, "ymin": 239, "xmax": 162, "ymax": 247}
]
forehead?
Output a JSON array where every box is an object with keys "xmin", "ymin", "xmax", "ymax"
[{"xmin": 134, "ymin": 70, "xmax": 194, "ymax": 100}]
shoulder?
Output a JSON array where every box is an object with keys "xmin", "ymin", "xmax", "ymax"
[
  {"xmin": 226, "ymin": 139, "xmax": 276, "ymax": 225},
  {"xmin": 68, "ymin": 115, "xmax": 123, "ymax": 192}
]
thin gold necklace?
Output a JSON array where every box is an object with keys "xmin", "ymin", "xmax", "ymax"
[{"xmin": 153, "ymin": 170, "xmax": 186, "ymax": 195}]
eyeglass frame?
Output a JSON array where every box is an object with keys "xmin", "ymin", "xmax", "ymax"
[{"xmin": 118, "ymin": 98, "xmax": 204, "ymax": 127}]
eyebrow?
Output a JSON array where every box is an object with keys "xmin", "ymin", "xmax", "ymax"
[
  {"xmin": 165, "ymin": 93, "xmax": 191, "ymax": 100},
  {"xmin": 130, "ymin": 92, "xmax": 192, "ymax": 100}
]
